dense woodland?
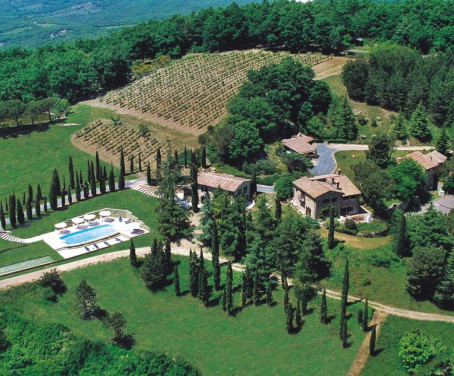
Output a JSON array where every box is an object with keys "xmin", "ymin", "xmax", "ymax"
[{"xmin": 0, "ymin": 0, "xmax": 453, "ymax": 105}]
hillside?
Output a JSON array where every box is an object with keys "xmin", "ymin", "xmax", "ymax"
[{"xmin": 0, "ymin": 0, "xmax": 257, "ymax": 49}]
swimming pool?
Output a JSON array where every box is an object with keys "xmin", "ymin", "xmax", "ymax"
[{"xmin": 60, "ymin": 224, "xmax": 117, "ymax": 246}]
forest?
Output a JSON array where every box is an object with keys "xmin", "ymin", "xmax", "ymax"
[{"xmin": 0, "ymin": 0, "xmax": 453, "ymax": 105}]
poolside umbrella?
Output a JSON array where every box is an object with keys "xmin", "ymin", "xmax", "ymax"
[
  {"xmin": 55, "ymin": 222, "xmax": 67, "ymax": 230},
  {"xmin": 84, "ymin": 214, "xmax": 96, "ymax": 221},
  {"xmin": 99, "ymin": 210, "xmax": 111, "ymax": 217},
  {"xmin": 72, "ymin": 217, "xmax": 84, "ymax": 225}
]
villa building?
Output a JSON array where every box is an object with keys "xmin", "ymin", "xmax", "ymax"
[
  {"xmin": 282, "ymin": 133, "xmax": 317, "ymax": 157},
  {"xmin": 404, "ymin": 150, "xmax": 447, "ymax": 190},
  {"xmin": 197, "ymin": 172, "xmax": 251, "ymax": 200},
  {"xmin": 292, "ymin": 171, "xmax": 361, "ymax": 219}
]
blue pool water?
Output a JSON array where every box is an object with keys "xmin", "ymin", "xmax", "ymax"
[{"xmin": 60, "ymin": 224, "xmax": 117, "ymax": 245}]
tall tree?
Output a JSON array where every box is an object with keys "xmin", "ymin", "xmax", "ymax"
[
  {"xmin": 266, "ymin": 279, "xmax": 273, "ymax": 306},
  {"xmin": 198, "ymin": 250, "xmax": 210, "ymax": 305},
  {"xmin": 395, "ymin": 211, "xmax": 408, "ymax": 257},
  {"xmin": 99, "ymin": 166, "xmax": 106, "ymax": 194},
  {"xmin": 340, "ymin": 259, "xmax": 349, "ymax": 339},
  {"xmin": 76, "ymin": 280, "xmax": 100, "ymax": 319},
  {"xmin": 26, "ymin": 196, "xmax": 32, "ymax": 221},
  {"xmin": 366, "ymin": 132, "xmax": 394, "ymax": 168},
  {"xmin": 212, "ymin": 221, "xmax": 221, "ymax": 291},
  {"xmin": 138, "ymin": 152, "xmax": 142, "ymax": 172},
  {"xmin": 129, "ymin": 155, "xmax": 134, "ymax": 174},
  {"xmin": 146, "ymin": 163, "xmax": 152, "ymax": 186},
  {"xmin": 201, "ymin": 146, "xmax": 207, "ymax": 169},
  {"xmin": 433, "ymin": 251, "xmax": 454, "ymax": 309},
  {"xmin": 226, "ymin": 261, "xmax": 233, "ymax": 314},
  {"xmin": 363, "ymin": 298, "xmax": 368, "ymax": 332},
  {"xmin": 49, "ymin": 170, "xmax": 59, "ymax": 211},
  {"xmin": 9, "ymin": 194, "xmax": 16, "ymax": 228},
  {"xmin": 174, "ymin": 265, "xmax": 180, "ymax": 296},
  {"xmin": 95, "ymin": 151, "xmax": 100, "ymax": 182},
  {"xmin": 0, "ymin": 203, "xmax": 6, "ymax": 229},
  {"xmin": 409, "ymin": 102, "xmax": 432, "ymax": 141},
  {"xmin": 189, "ymin": 250, "xmax": 199, "ymax": 297},
  {"xmin": 75, "ymin": 174, "xmax": 81, "ymax": 201},
  {"xmin": 370, "ymin": 325, "xmax": 376, "ymax": 355},
  {"xmin": 250, "ymin": 170, "xmax": 257, "ymax": 197},
  {"xmin": 286, "ymin": 303, "xmax": 294, "ymax": 333},
  {"xmin": 69, "ymin": 156, "xmax": 75, "ymax": 189},
  {"xmin": 130, "ymin": 239, "xmax": 137, "ymax": 267},
  {"xmin": 320, "ymin": 288, "xmax": 327, "ymax": 323},
  {"xmin": 184, "ymin": 146, "xmax": 188, "ymax": 168},
  {"xmin": 156, "ymin": 148, "xmax": 162, "ymax": 183},
  {"xmin": 341, "ymin": 319, "xmax": 348, "ymax": 348},
  {"xmin": 436, "ymin": 126, "xmax": 450, "ymax": 155},
  {"xmin": 109, "ymin": 164, "xmax": 116, "ymax": 192},
  {"xmin": 191, "ymin": 171, "xmax": 199, "ymax": 213},
  {"xmin": 119, "ymin": 148, "xmax": 125, "ymax": 190},
  {"xmin": 275, "ymin": 196, "xmax": 282, "ymax": 221},
  {"xmin": 328, "ymin": 206, "xmax": 336, "ymax": 249},
  {"xmin": 90, "ymin": 161, "xmax": 97, "ymax": 197}
]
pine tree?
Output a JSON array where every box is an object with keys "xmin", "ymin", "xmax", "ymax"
[
  {"xmin": 340, "ymin": 259, "xmax": 349, "ymax": 339},
  {"xmin": 436, "ymin": 126, "xmax": 449, "ymax": 155},
  {"xmin": 341, "ymin": 319, "xmax": 348, "ymax": 348},
  {"xmin": 253, "ymin": 270, "xmax": 259, "ymax": 306},
  {"xmin": 363, "ymin": 298, "xmax": 368, "ymax": 332},
  {"xmin": 90, "ymin": 161, "xmax": 97, "ymax": 197},
  {"xmin": 266, "ymin": 280, "xmax": 273, "ymax": 306},
  {"xmin": 17, "ymin": 199, "xmax": 24, "ymax": 225},
  {"xmin": 409, "ymin": 102, "xmax": 432, "ymax": 141},
  {"xmin": 9, "ymin": 194, "xmax": 16, "ymax": 228},
  {"xmin": 146, "ymin": 163, "xmax": 152, "ymax": 186},
  {"xmin": 119, "ymin": 148, "xmax": 125, "ymax": 190},
  {"xmin": 275, "ymin": 196, "xmax": 282, "ymax": 221},
  {"xmin": 69, "ymin": 156, "xmax": 75, "ymax": 189},
  {"xmin": 109, "ymin": 164, "xmax": 116, "ymax": 192},
  {"xmin": 26, "ymin": 195, "xmax": 32, "ymax": 220},
  {"xmin": 328, "ymin": 206, "xmax": 336, "ymax": 249},
  {"xmin": 130, "ymin": 240, "xmax": 137, "ymax": 267},
  {"xmin": 129, "ymin": 155, "xmax": 134, "ymax": 174},
  {"xmin": 75, "ymin": 174, "xmax": 81, "ymax": 201},
  {"xmin": 286, "ymin": 303, "xmax": 294, "ymax": 333},
  {"xmin": 201, "ymin": 146, "xmax": 207, "ymax": 169},
  {"xmin": 433, "ymin": 251, "xmax": 454, "ymax": 309},
  {"xmin": 95, "ymin": 151, "xmax": 100, "ymax": 181},
  {"xmin": 226, "ymin": 261, "xmax": 233, "ymax": 314},
  {"xmin": 392, "ymin": 114, "xmax": 408, "ymax": 140},
  {"xmin": 370, "ymin": 325, "xmax": 376, "ymax": 355},
  {"xmin": 165, "ymin": 240, "xmax": 172, "ymax": 272},
  {"xmin": 321, "ymin": 288, "xmax": 327, "ymax": 323},
  {"xmin": 99, "ymin": 167, "xmax": 106, "ymax": 194},
  {"xmin": 138, "ymin": 152, "xmax": 142, "ymax": 172},
  {"xmin": 174, "ymin": 265, "xmax": 180, "ymax": 296},
  {"xmin": 0, "ymin": 203, "xmax": 6, "ymax": 229},
  {"xmin": 156, "ymin": 148, "xmax": 162, "ymax": 183}
]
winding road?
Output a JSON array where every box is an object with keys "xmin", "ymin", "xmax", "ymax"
[{"xmin": 1, "ymin": 245, "xmax": 453, "ymax": 323}]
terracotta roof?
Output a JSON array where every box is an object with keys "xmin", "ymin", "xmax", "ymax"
[
  {"xmin": 293, "ymin": 174, "xmax": 361, "ymax": 198},
  {"xmin": 405, "ymin": 151, "xmax": 446, "ymax": 170},
  {"xmin": 282, "ymin": 133, "xmax": 317, "ymax": 155},
  {"xmin": 198, "ymin": 172, "xmax": 250, "ymax": 192}
]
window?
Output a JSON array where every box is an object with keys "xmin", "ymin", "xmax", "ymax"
[
  {"xmin": 322, "ymin": 199, "xmax": 330, "ymax": 204},
  {"xmin": 331, "ymin": 198, "xmax": 337, "ymax": 202}
]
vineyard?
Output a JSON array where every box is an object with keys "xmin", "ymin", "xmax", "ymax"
[{"xmin": 98, "ymin": 50, "xmax": 332, "ymax": 134}]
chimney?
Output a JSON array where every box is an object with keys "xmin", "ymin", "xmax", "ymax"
[
  {"xmin": 337, "ymin": 168, "xmax": 341, "ymax": 175},
  {"xmin": 336, "ymin": 182, "xmax": 340, "ymax": 189},
  {"xmin": 331, "ymin": 177, "xmax": 335, "ymax": 185},
  {"xmin": 211, "ymin": 167, "xmax": 216, "ymax": 173}
]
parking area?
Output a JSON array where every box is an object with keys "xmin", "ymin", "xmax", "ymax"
[{"xmin": 431, "ymin": 195, "xmax": 454, "ymax": 214}]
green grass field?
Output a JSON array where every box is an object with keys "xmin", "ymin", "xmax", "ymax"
[
  {"xmin": 0, "ymin": 106, "xmax": 120, "ymax": 201},
  {"xmin": 0, "ymin": 256, "xmax": 366, "ymax": 376},
  {"xmin": 363, "ymin": 316, "xmax": 454, "ymax": 376}
]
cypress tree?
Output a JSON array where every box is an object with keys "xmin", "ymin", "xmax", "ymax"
[
  {"xmin": 226, "ymin": 261, "xmax": 233, "ymax": 314},
  {"xmin": 321, "ymin": 288, "xmax": 327, "ymax": 323},
  {"xmin": 395, "ymin": 214, "xmax": 407, "ymax": 257},
  {"xmin": 61, "ymin": 188, "xmax": 66, "ymax": 207},
  {"xmin": 17, "ymin": 199, "xmax": 24, "ymax": 225},
  {"xmin": 53, "ymin": 168, "xmax": 61, "ymax": 195},
  {"xmin": 286, "ymin": 303, "xmax": 294, "ymax": 333},
  {"xmin": 90, "ymin": 161, "xmax": 97, "ymax": 197},
  {"xmin": 241, "ymin": 272, "xmax": 247, "ymax": 307},
  {"xmin": 87, "ymin": 160, "xmax": 91, "ymax": 184},
  {"xmin": 99, "ymin": 168, "xmax": 106, "ymax": 194},
  {"xmin": 49, "ymin": 177, "xmax": 58, "ymax": 211},
  {"xmin": 69, "ymin": 156, "xmax": 75, "ymax": 189},
  {"xmin": 174, "ymin": 150, "xmax": 179, "ymax": 167},
  {"xmin": 9, "ymin": 195, "xmax": 16, "ymax": 228},
  {"xmin": 138, "ymin": 152, "xmax": 142, "ymax": 172},
  {"xmin": 296, "ymin": 299, "xmax": 302, "ymax": 328},
  {"xmin": 75, "ymin": 174, "xmax": 81, "ymax": 201},
  {"xmin": 22, "ymin": 192, "xmax": 25, "ymax": 205},
  {"xmin": 250, "ymin": 170, "xmax": 257, "ymax": 197},
  {"xmin": 68, "ymin": 188, "xmax": 73, "ymax": 205},
  {"xmin": 340, "ymin": 259, "xmax": 349, "ymax": 339},
  {"xmin": 79, "ymin": 170, "xmax": 83, "ymax": 186},
  {"xmin": 174, "ymin": 265, "xmax": 180, "ymax": 296},
  {"xmin": 109, "ymin": 164, "xmax": 116, "ymax": 192},
  {"xmin": 156, "ymin": 148, "xmax": 161, "ymax": 183},
  {"xmin": 0, "ymin": 203, "xmax": 6, "ymax": 229},
  {"xmin": 184, "ymin": 146, "xmax": 188, "ymax": 168},
  {"xmin": 358, "ymin": 308, "xmax": 363, "ymax": 324},
  {"xmin": 191, "ymin": 176, "xmax": 199, "ymax": 213},
  {"xmin": 284, "ymin": 283, "xmax": 289, "ymax": 314},
  {"xmin": 36, "ymin": 184, "xmax": 42, "ymax": 202},
  {"xmin": 370, "ymin": 325, "xmax": 376, "ymax": 355},
  {"xmin": 328, "ymin": 205, "xmax": 336, "ymax": 249},
  {"xmin": 201, "ymin": 146, "xmax": 207, "ymax": 169},
  {"xmin": 26, "ymin": 196, "xmax": 32, "ymax": 220},
  {"xmin": 130, "ymin": 155, "xmax": 134, "ymax": 174},
  {"xmin": 189, "ymin": 250, "xmax": 199, "ymax": 297},
  {"xmin": 222, "ymin": 287, "xmax": 227, "ymax": 312},
  {"xmin": 198, "ymin": 254, "xmax": 210, "ymax": 305},
  {"xmin": 275, "ymin": 196, "xmax": 282, "ymax": 221},
  {"xmin": 342, "ymin": 319, "xmax": 348, "ymax": 348},
  {"xmin": 83, "ymin": 181, "xmax": 89, "ymax": 200},
  {"xmin": 103, "ymin": 165, "xmax": 107, "ymax": 181},
  {"xmin": 119, "ymin": 148, "xmax": 125, "ymax": 189},
  {"xmin": 130, "ymin": 240, "xmax": 137, "ymax": 267},
  {"xmin": 253, "ymin": 270, "xmax": 259, "ymax": 306},
  {"xmin": 266, "ymin": 280, "xmax": 273, "ymax": 306},
  {"xmin": 27, "ymin": 184, "xmax": 33, "ymax": 203},
  {"xmin": 5, "ymin": 198, "xmax": 7, "ymax": 212},
  {"xmin": 363, "ymin": 299, "xmax": 369, "ymax": 332},
  {"xmin": 146, "ymin": 163, "xmax": 152, "ymax": 185},
  {"xmin": 165, "ymin": 240, "xmax": 172, "ymax": 272},
  {"xmin": 43, "ymin": 197, "xmax": 47, "ymax": 213},
  {"xmin": 95, "ymin": 151, "xmax": 100, "ymax": 182}
]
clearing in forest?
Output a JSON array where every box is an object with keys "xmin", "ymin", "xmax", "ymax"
[{"xmin": 84, "ymin": 50, "xmax": 335, "ymax": 135}]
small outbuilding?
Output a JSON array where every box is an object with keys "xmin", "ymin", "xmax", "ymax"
[
  {"xmin": 198, "ymin": 172, "xmax": 251, "ymax": 200},
  {"xmin": 282, "ymin": 133, "xmax": 317, "ymax": 157},
  {"xmin": 404, "ymin": 150, "xmax": 447, "ymax": 190}
]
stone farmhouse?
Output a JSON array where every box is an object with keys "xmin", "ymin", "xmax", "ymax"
[
  {"xmin": 404, "ymin": 150, "xmax": 447, "ymax": 190},
  {"xmin": 282, "ymin": 133, "xmax": 317, "ymax": 157},
  {"xmin": 292, "ymin": 171, "xmax": 361, "ymax": 219},
  {"xmin": 197, "ymin": 172, "xmax": 251, "ymax": 201}
]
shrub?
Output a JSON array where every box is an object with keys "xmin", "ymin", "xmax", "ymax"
[
  {"xmin": 40, "ymin": 269, "xmax": 67, "ymax": 297},
  {"xmin": 364, "ymin": 247, "xmax": 400, "ymax": 268},
  {"xmin": 242, "ymin": 159, "xmax": 278, "ymax": 175},
  {"xmin": 344, "ymin": 218, "xmax": 357, "ymax": 230},
  {"xmin": 275, "ymin": 176, "xmax": 294, "ymax": 200}
]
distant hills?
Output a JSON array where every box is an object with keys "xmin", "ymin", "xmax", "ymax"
[{"xmin": 0, "ymin": 0, "xmax": 257, "ymax": 49}]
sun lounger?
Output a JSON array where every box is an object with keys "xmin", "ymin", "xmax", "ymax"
[
  {"xmin": 84, "ymin": 246, "xmax": 90, "ymax": 252},
  {"xmin": 125, "ymin": 219, "xmax": 132, "ymax": 224},
  {"xmin": 104, "ymin": 241, "xmax": 110, "ymax": 246},
  {"xmin": 115, "ymin": 237, "xmax": 122, "ymax": 242},
  {"xmin": 94, "ymin": 244, "xmax": 99, "ymax": 249}
]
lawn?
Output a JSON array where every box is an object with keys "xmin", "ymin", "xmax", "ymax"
[
  {"xmin": 0, "ymin": 105, "xmax": 120, "ymax": 201},
  {"xmin": 363, "ymin": 315, "xmax": 454, "ymax": 376},
  {"xmin": 321, "ymin": 243, "xmax": 454, "ymax": 316},
  {"xmin": 0, "ymin": 256, "xmax": 366, "ymax": 376},
  {"xmin": 0, "ymin": 189, "xmax": 159, "ymax": 273}
]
